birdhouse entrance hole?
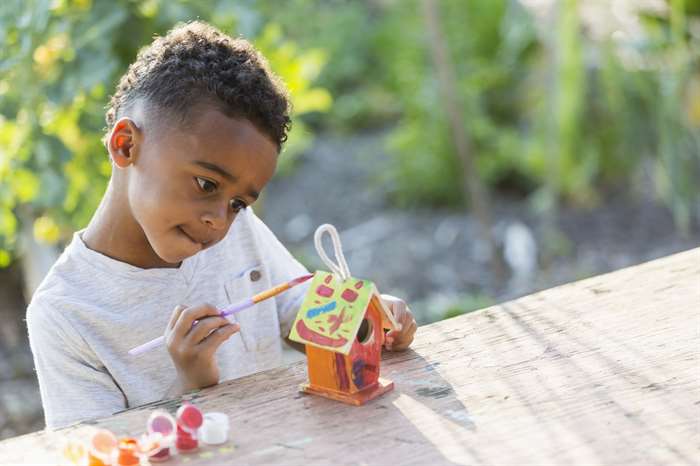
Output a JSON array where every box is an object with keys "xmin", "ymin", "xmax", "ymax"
[{"xmin": 357, "ymin": 318, "xmax": 373, "ymax": 344}]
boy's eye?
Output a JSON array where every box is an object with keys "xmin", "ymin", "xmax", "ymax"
[
  {"xmin": 196, "ymin": 177, "xmax": 217, "ymax": 193},
  {"xmin": 229, "ymin": 199, "xmax": 247, "ymax": 213}
]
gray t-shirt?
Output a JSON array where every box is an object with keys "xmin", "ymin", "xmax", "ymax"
[{"xmin": 26, "ymin": 208, "xmax": 308, "ymax": 429}]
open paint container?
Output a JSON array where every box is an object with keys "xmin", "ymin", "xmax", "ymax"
[
  {"xmin": 200, "ymin": 412, "xmax": 230, "ymax": 445},
  {"xmin": 146, "ymin": 410, "xmax": 177, "ymax": 462},
  {"xmin": 88, "ymin": 429, "xmax": 118, "ymax": 465}
]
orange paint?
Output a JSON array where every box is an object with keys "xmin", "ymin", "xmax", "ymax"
[
  {"xmin": 85, "ymin": 429, "xmax": 118, "ymax": 466},
  {"xmin": 252, "ymin": 273, "xmax": 313, "ymax": 302},
  {"xmin": 307, "ymin": 344, "xmax": 340, "ymax": 391},
  {"xmin": 116, "ymin": 438, "xmax": 140, "ymax": 466}
]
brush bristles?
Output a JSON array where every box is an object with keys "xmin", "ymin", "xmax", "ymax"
[{"xmin": 289, "ymin": 273, "xmax": 314, "ymax": 286}]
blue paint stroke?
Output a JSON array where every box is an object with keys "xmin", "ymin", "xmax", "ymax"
[
  {"xmin": 306, "ymin": 300, "xmax": 337, "ymax": 318},
  {"xmin": 352, "ymin": 359, "xmax": 365, "ymax": 389}
]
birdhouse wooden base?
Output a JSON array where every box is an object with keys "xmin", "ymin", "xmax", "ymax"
[{"xmin": 301, "ymin": 377, "xmax": 394, "ymax": 406}]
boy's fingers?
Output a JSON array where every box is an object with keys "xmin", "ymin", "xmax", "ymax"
[
  {"xmin": 188, "ymin": 316, "xmax": 233, "ymax": 344},
  {"xmin": 197, "ymin": 323, "xmax": 240, "ymax": 354},
  {"xmin": 381, "ymin": 294, "xmax": 407, "ymax": 331},
  {"xmin": 384, "ymin": 334, "xmax": 395, "ymax": 350},
  {"xmin": 167, "ymin": 304, "xmax": 187, "ymax": 332},
  {"xmin": 385, "ymin": 311, "xmax": 416, "ymax": 351},
  {"xmin": 394, "ymin": 300, "xmax": 408, "ymax": 320},
  {"xmin": 391, "ymin": 320, "xmax": 417, "ymax": 351},
  {"xmin": 173, "ymin": 303, "xmax": 221, "ymax": 340},
  {"xmin": 400, "ymin": 308, "xmax": 414, "ymax": 327}
]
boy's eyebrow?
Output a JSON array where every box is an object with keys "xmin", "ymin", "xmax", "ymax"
[
  {"xmin": 194, "ymin": 161, "xmax": 238, "ymax": 183},
  {"xmin": 193, "ymin": 160, "xmax": 260, "ymax": 200}
]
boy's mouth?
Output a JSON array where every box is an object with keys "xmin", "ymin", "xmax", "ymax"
[{"xmin": 177, "ymin": 226, "xmax": 211, "ymax": 248}]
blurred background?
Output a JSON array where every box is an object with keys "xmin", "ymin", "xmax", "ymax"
[{"xmin": 0, "ymin": 0, "xmax": 698, "ymax": 439}]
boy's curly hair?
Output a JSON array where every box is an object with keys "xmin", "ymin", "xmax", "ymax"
[{"xmin": 105, "ymin": 21, "xmax": 291, "ymax": 150}]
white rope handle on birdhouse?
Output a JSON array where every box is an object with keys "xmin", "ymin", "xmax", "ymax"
[{"xmin": 314, "ymin": 224, "xmax": 351, "ymax": 282}]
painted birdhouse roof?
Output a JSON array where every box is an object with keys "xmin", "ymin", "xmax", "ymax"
[{"xmin": 289, "ymin": 271, "xmax": 400, "ymax": 355}]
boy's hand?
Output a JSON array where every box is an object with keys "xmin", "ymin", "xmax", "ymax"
[
  {"xmin": 164, "ymin": 304, "xmax": 240, "ymax": 392},
  {"xmin": 380, "ymin": 294, "xmax": 417, "ymax": 351}
]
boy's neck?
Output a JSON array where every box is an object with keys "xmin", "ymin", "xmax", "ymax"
[{"xmin": 82, "ymin": 180, "xmax": 180, "ymax": 269}]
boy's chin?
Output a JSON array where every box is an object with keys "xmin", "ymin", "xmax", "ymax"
[
  {"xmin": 160, "ymin": 245, "xmax": 201, "ymax": 264},
  {"xmin": 152, "ymin": 239, "xmax": 202, "ymax": 265}
]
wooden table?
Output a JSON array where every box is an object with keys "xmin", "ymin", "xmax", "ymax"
[{"xmin": 1, "ymin": 248, "xmax": 699, "ymax": 465}]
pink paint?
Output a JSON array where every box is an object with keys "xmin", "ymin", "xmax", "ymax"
[
  {"xmin": 149, "ymin": 448, "xmax": 171, "ymax": 462},
  {"xmin": 176, "ymin": 403, "xmax": 203, "ymax": 453},
  {"xmin": 147, "ymin": 410, "xmax": 176, "ymax": 462},
  {"xmin": 316, "ymin": 285, "xmax": 334, "ymax": 297},
  {"xmin": 341, "ymin": 288, "xmax": 358, "ymax": 302},
  {"xmin": 177, "ymin": 403, "xmax": 203, "ymax": 431},
  {"xmin": 289, "ymin": 273, "xmax": 314, "ymax": 286},
  {"xmin": 296, "ymin": 319, "xmax": 348, "ymax": 347},
  {"xmin": 175, "ymin": 424, "xmax": 198, "ymax": 453}
]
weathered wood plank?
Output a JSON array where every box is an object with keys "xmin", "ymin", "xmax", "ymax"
[{"xmin": 1, "ymin": 248, "xmax": 698, "ymax": 465}]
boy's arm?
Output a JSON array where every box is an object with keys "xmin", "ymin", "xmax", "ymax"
[{"xmin": 27, "ymin": 302, "xmax": 126, "ymax": 429}]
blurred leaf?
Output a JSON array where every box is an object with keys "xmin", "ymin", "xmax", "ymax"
[
  {"xmin": 10, "ymin": 169, "xmax": 40, "ymax": 203},
  {"xmin": 33, "ymin": 215, "xmax": 61, "ymax": 244},
  {"xmin": 0, "ymin": 209, "xmax": 17, "ymax": 238},
  {"xmin": 0, "ymin": 249, "xmax": 10, "ymax": 267}
]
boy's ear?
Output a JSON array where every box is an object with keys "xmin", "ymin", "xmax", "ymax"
[{"xmin": 108, "ymin": 118, "xmax": 141, "ymax": 168}]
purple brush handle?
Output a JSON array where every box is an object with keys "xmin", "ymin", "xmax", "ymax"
[
  {"xmin": 128, "ymin": 298, "xmax": 255, "ymax": 356},
  {"xmin": 220, "ymin": 297, "xmax": 254, "ymax": 318}
]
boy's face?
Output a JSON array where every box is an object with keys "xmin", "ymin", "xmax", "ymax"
[{"xmin": 114, "ymin": 106, "xmax": 278, "ymax": 265}]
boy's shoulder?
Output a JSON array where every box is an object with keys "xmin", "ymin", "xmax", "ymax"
[{"xmin": 26, "ymin": 235, "xmax": 93, "ymax": 328}]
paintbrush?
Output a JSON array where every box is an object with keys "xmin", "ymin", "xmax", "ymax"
[{"xmin": 128, "ymin": 273, "xmax": 314, "ymax": 356}]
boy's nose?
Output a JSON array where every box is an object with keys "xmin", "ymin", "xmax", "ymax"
[{"xmin": 200, "ymin": 207, "xmax": 228, "ymax": 231}]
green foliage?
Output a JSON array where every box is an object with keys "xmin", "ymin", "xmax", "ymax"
[
  {"xmin": 382, "ymin": 0, "xmax": 541, "ymax": 208},
  {"xmin": 255, "ymin": 23, "xmax": 331, "ymax": 174},
  {"xmin": 249, "ymin": 0, "xmax": 403, "ymax": 131},
  {"xmin": 0, "ymin": 0, "xmax": 330, "ymax": 263},
  {"xmin": 255, "ymin": 0, "xmax": 699, "ymax": 227},
  {"xmin": 380, "ymin": 0, "xmax": 699, "ymax": 218}
]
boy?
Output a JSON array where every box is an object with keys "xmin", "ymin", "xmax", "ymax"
[{"xmin": 26, "ymin": 21, "xmax": 416, "ymax": 429}]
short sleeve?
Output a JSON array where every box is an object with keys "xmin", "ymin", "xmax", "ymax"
[
  {"xmin": 26, "ymin": 299, "xmax": 126, "ymax": 429},
  {"xmin": 248, "ymin": 210, "xmax": 310, "ymax": 337}
]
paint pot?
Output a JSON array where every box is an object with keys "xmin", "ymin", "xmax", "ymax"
[
  {"xmin": 175, "ymin": 423, "xmax": 199, "ymax": 453},
  {"xmin": 200, "ymin": 412, "xmax": 230, "ymax": 445},
  {"xmin": 87, "ymin": 429, "xmax": 118, "ymax": 466},
  {"xmin": 176, "ymin": 403, "xmax": 203, "ymax": 431},
  {"xmin": 146, "ymin": 410, "xmax": 176, "ymax": 462},
  {"xmin": 116, "ymin": 438, "xmax": 140, "ymax": 466},
  {"xmin": 175, "ymin": 403, "xmax": 203, "ymax": 453}
]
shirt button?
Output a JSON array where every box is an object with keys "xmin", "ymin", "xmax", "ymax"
[{"xmin": 249, "ymin": 270, "xmax": 262, "ymax": 282}]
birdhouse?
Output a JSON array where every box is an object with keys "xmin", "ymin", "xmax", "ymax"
[{"xmin": 289, "ymin": 271, "xmax": 399, "ymax": 405}]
